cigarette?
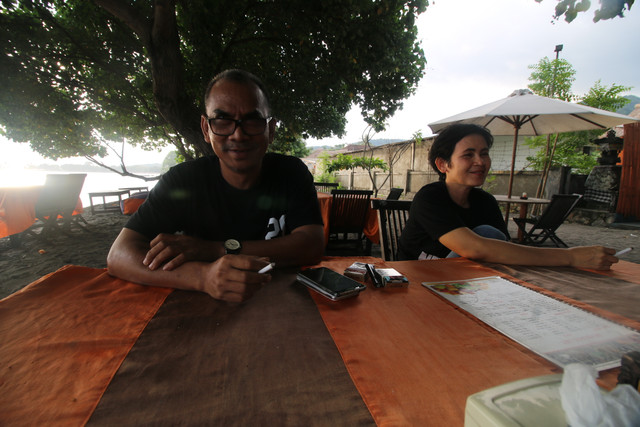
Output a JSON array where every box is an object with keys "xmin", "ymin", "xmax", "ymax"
[
  {"xmin": 614, "ymin": 247, "xmax": 633, "ymax": 257},
  {"xmin": 258, "ymin": 263, "xmax": 275, "ymax": 274}
]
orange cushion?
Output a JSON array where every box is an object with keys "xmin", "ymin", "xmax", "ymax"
[{"xmin": 122, "ymin": 198, "xmax": 144, "ymax": 215}]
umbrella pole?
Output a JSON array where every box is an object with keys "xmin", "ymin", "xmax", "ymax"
[{"xmin": 504, "ymin": 127, "xmax": 520, "ymax": 224}]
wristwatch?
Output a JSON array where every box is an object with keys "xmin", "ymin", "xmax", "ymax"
[{"xmin": 224, "ymin": 239, "xmax": 242, "ymax": 255}]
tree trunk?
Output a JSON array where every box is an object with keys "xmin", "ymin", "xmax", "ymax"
[
  {"xmin": 94, "ymin": 0, "xmax": 212, "ymax": 159},
  {"xmin": 540, "ymin": 133, "xmax": 560, "ymax": 198},
  {"xmin": 535, "ymin": 135, "xmax": 553, "ymax": 198}
]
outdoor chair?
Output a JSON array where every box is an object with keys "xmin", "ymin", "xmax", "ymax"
[
  {"xmin": 29, "ymin": 173, "xmax": 89, "ymax": 235},
  {"xmin": 512, "ymin": 193, "xmax": 582, "ymax": 248},
  {"xmin": 314, "ymin": 182, "xmax": 339, "ymax": 193},
  {"xmin": 386, "ymin": 188, "xmax": 404, "ymax": 200},
  {"xmin": 372, "ymin": 199, "xmax": 412, "ymax": 261},
  {"xmin": 326, "ymin": 189, "xmax": 373, "ymax": 255}
]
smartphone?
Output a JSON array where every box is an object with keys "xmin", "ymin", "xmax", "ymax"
[{"xmin": 297, "ymin": 267, "xmax": 366, "ymax": 301}]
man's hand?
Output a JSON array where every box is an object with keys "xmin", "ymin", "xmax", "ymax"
[
  {"xmin": 108, "ymin": 229, "xmax": 273, "ymax": 302},
  {"xmin": 144, "ymin": 233, "xmax": 218, "ymax": 271},
  {"xmin": 568, "ymin": 246, "xmax": 619, "ymax": 270},
  {"xmin": 199, "ymin": 255, "xmax": 273, "ymax": 302}
]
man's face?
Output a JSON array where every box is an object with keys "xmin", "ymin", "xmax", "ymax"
[{"xmin": 200, "ymin": 79, "xmax": 274, "ymax": 184}]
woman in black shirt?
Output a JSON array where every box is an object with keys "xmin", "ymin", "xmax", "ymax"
[{"xmin": 398, "ymin": 124, "xmax": 618, "ymax": 270}]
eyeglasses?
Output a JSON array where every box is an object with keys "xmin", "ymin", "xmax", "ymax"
[{"xmin": 206, "ymin": 116, "xmax": 272, "ymax": 136}]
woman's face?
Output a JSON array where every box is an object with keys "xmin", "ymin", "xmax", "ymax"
[{"xmin": 438, "ymin": 134, "xmax": 491, "ymax": 188}]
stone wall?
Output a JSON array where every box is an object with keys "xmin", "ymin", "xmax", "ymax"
[{"xmin": 331, "ymin": 138, "xmax": 544, "ymax": 198}]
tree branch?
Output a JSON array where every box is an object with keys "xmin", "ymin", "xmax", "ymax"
[
  {"xmin": 92, "ymin": 0, "xmax": 152, "ymax": 45},
  {"xmin": 84, "ymin": 155, "xmax": 161, "ymax": 181}
]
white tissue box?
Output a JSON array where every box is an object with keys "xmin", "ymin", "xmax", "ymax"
[{"xmin": 464, "ymin": 374, "xmax": 604, "ymax": 427}]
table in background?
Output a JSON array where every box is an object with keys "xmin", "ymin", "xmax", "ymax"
[
  {"xmin": 118, "ymin": 186, "xmax": 148, "ymax": 196},
  {"xmin": 494, "ymin": 194, "xmax": 551, "ymax": 241},
  {"xmin": 2, "ymin": 257, "xmax": 638, "ymax": 425},
  {"xmin": 317, "ymin": 192, "xmax": 379, "ymax": 245},
  {"xmin": 88, "ymin": 190, "xmax": 130, "ymax": 214}
]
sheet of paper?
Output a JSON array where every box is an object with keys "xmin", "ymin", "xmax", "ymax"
[{"xmin": 423, "ymin": 276, "xmax": 640, "ymax": 371}]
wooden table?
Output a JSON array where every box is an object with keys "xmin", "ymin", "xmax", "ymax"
[
  {"xmin": 1, "ymin": 257, "xmax": 638, "ymax": 425},
  {"xmin": 118, "ymin": 186, "xmax": 148, "ymax": 196},
  {"xmin": 494, "ymin": 194, "xmax": 551, "ymax": 241},
  {"xmin": 88, "ymin": 190, "xmax": 130, "ymax": 214}
]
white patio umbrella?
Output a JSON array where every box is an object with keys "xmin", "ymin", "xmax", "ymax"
[{"xmin": 428, "ymin": 89, "xmax": 639, "ymax": 198}]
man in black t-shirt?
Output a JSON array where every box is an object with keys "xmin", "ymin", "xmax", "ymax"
[
  {"xmin": 126, "ymin": 154, "xmax": 321, "ymax": 244},
  {"xmin": 107, "ymin": 70, "xmax": 324, "ymax": 302}
]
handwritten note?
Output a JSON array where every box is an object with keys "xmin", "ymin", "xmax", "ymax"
[{"xmin": 423, "ymin": 276, "xmax": 640, "ymax": 371}]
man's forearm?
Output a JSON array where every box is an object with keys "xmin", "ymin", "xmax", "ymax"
[
  {"xmin": 107, "ymin": 229, "xmax": 207, "ymax": 292},
  {"xmin": 240, "ymin": 225, "xmax": 324, "ymax": 267}
]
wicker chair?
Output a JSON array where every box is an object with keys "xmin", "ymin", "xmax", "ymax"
[
  {"xmin": 314, "ymin": 182, "xmax": 339, "ymax": 193},
  {"xmin": 326, "ymin": 189, "xmax": 373, "ymax": 255},
  {"xmin": 29, "ymin": 173, "xmax": 89, "ymax": 235},
  {"xmin": 371, "ymin": 199, "xmax": 412, "ymax": 261},
  {"xmin": 512, "ymin": 194, "xmax": 581, "ymax": 247}
]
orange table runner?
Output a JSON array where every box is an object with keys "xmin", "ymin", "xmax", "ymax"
[
  {"xmin": 310, "ymin": 257, "xmax": 640, "ymax": 426},
  {"xmin": 0, "ymin": 266, "xmax": 172, "ymax": 426},
  {"xmin": 317, "ymin": 192, "xmax": 379, "ymax": 245}
]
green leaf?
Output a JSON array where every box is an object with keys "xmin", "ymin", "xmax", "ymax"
[{"xmin": 0, "ymin": 0, "xmax": 428, "ymax": 164}]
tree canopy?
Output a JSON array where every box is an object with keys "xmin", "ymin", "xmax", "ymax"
[
  {"xmin": 525, "ymin": 56, "xmax": 631, "ymax": 176},
  {"xmin": 537, "ymin": 0, "xmax": 634, "ymax": 22},
  {"xmin": 527, "ymin": 57, "xmax": 576, "ymax": 101},
  {"xmin": 0, "ymin": 0, "xmax": 428, "ymax": 165}
]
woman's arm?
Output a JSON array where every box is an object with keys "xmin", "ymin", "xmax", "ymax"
[{"xmin": 440, "ymin": 227, "xmax": 618, "ymax": 270}]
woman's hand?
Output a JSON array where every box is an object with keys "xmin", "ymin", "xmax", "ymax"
[{"xmin": 567, "ymin": 246, "xmax": 618, "ymax": 270}]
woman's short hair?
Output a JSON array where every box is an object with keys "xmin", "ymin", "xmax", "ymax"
[{"xmin": 429, "ymin": 124, "xmax": 493, "ymax": 181}]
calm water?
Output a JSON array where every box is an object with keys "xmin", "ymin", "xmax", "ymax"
[{"xmin": 0, "ymin": 168, "xmax": 159, "ymax": 208}]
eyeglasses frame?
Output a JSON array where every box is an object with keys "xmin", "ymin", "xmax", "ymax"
[{"xmin": 205, "ymin": 116, "xmax": 273, "ymax": 137}]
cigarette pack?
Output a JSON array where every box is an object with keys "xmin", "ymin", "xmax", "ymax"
[
  {"xmin": 375, "ymin": 268, "xmax": 409, "ymax": 287},
  {"xmin": 343, "ymin": 262, "xmax": 368, "ymax": 281}
]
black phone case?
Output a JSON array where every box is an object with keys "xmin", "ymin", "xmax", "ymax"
[{"xmin": 297, "ymin": 267, "xmax": 366, "ymax": 300}]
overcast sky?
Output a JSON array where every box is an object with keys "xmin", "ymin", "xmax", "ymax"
[
  {"xmin": 308, "ymin": 0, "xmax": 640, "ymax": 146},
  {"xmin": 2, "ymin": 0, "xmax": 639, "ymax": 165}
]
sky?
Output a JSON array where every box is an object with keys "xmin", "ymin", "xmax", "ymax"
[
  {"xmin": 309, "ymin": 0, "xmax": 640, "ymax": 146},
  {"xmin": 2, "ymin": 0, "xmax": 639, "ymax": 165}
]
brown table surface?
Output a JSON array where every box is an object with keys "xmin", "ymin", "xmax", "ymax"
[
  {"xmin": 493, "ymin": 195, "xmax": 551, "ymax": 204},
  {"xmin": 1, "ymin": 258, "xmax": 638, "ymax": 426}
]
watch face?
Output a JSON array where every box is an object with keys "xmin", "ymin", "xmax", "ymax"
[{"xmin": 224, "ymin": 239, "xmax": 241, "ymax": 254}]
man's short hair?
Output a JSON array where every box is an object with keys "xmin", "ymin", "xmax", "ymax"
[
  {"xmin": 429, "ymin": 124, "xmax": 493, "ymax": 181},
  {"xmin": 203, "ymin": 69, "xmax": 271, "ymax": 114}
]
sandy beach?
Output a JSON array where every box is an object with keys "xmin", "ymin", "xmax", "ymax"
[
  {"xmin": 1, "ymin": 210, "xmax": 639, "ymax": 300},
  {"xmin": 0, "ymin": 211, "xmax": 129, "ymax": 299}
]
